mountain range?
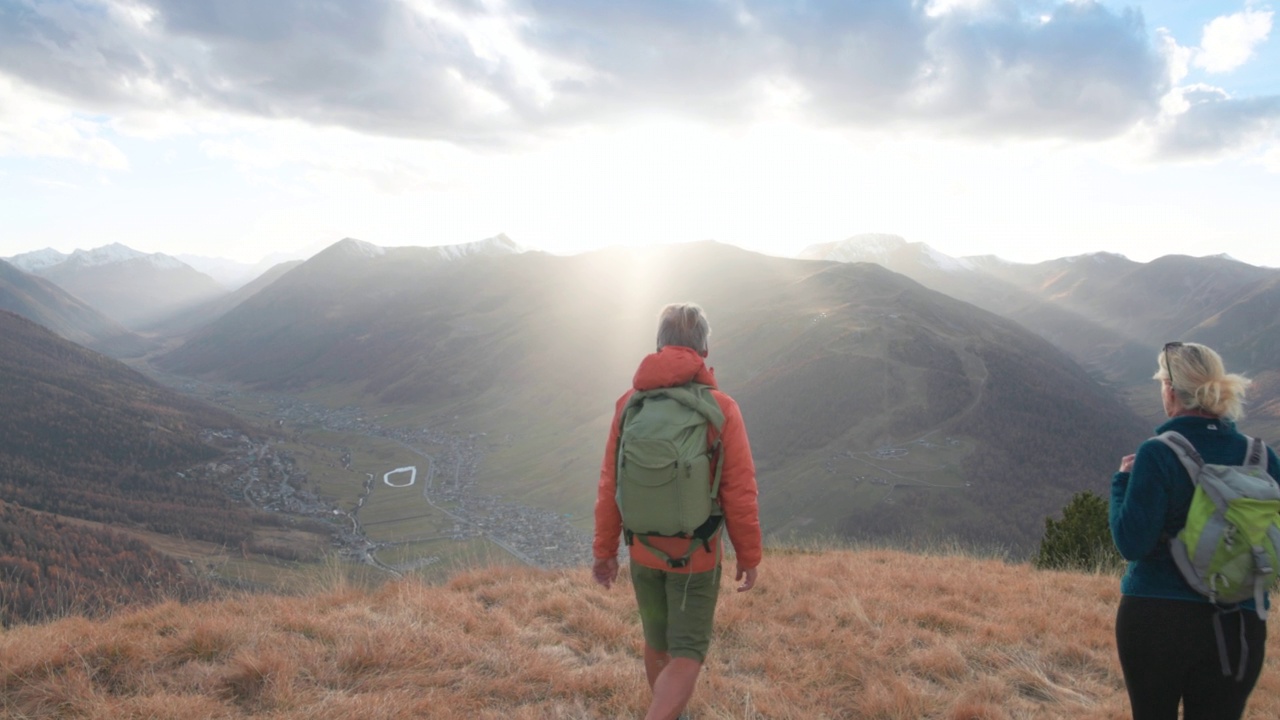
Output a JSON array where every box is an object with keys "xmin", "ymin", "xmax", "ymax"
[
  {"xmin": 155, "ymin": 239, "xmax": 1150, "ymax": 548},
  {"xmin": 5, "ymin": 232, "xmax": 1279, "ymax": 619},
  {"xmin": 802, "ymin": 234, "xmax": 1280, "ymax": 431},
  {"xmin": 6, "ymin": 243, "xmax": 226, "ymax": 331},
  {"xmin": 3, "ymin": 236, "xmax": 528, "ymax": 344},
  {"xmin": 0, "ymin": 259, "xmax": 152, "ymax": 357}
]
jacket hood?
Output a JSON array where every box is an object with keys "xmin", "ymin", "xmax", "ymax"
[{"xmin": 633, "ymin": 345, "xmax": 718, "ymax": 391}]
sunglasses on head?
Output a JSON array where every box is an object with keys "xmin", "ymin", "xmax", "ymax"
[{"xmin": 1163, "ymin": 341, "xmax": 1185, "ymax": 390}]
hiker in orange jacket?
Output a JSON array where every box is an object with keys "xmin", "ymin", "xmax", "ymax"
[{"xmin": 592, "ymin": 302, "xmax": 762, "ymax": 720}]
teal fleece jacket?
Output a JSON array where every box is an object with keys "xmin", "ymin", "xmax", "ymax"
[{"xmin": 1110, "ymin": 415, "xmax": 1280, "ymax": 606}]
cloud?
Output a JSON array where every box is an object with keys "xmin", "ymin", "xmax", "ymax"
[
  {"xmin": 0, "ymin": 77, "xmax": 129, "ymax": 169},
  {"xmin": 513, "ymin": 0, "xmax": 1170, "ymax": 138},
  {"xmin": 1144, "ymin": 9, "xmax": 1278, "ymax": 161},
  {"xmin": 1153, "ymin": 92, "xmax": 1280, "ymax": 159},
  {"xmin": 0, "ymin": 0, "xmax": 1179, "ymax": 146},
  {"xmin": 1264, "ymin": 143, "xmax": 1280, "ymax": 171},
  {"xmin": 1194, "ymin": 9, "xmax": 1273, "ymax": 73},
  {"xmin": 0, "ymin": 0, "xmax": 545, "ymax": 141},
  {"xmin": 908, "ymin": 2, "xmax": 1167, "ymax": 138}
]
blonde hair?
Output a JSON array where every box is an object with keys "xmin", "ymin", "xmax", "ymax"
[
  {"xmin": 1154, "ymin": 342, "xmax": 1252, "ymax": 420},
  {"xmin": 656, "ymin": 303, "xmax": 710, "ymax": 355}
]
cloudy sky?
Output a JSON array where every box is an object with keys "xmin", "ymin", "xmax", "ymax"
[{"xmin": 2, "ymin": 0, "xmax": 1277, "ymax": 267}]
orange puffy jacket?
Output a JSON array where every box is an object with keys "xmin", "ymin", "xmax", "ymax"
[{"xmin": 593, "ymin": 345, "xmax": 762, "ymax": 574}]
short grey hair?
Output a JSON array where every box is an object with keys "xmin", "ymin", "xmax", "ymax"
[{"xmin": 656, "ymin": 303, "xmax": 710, "ymax": 355}]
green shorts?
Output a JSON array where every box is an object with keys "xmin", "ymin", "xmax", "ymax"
[{"xmin": 630, "ymin": 563, "xmax": 722, "ymax": 663}]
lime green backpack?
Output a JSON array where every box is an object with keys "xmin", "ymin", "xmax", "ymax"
[
  {"xmin": 615, "ymin": 383, "xmax": 725, "ymax": 568},
  {"xmin": 1161, "ymin": 431, "xmax": 1280, "ymax": 619}
]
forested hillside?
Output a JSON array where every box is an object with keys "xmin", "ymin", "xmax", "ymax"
[
  {"xmin": 0, "ymin": 311, "xmax": 252, "ymax": 539},
  {"xmin": 0, "ymin": 311, "xmax": 265, "ymax": 624},
  {"xmin": 0, "ymin": 501, "xmax": 197, "ymax": 626}
]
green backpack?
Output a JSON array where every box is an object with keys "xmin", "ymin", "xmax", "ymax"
[
  {"xmin": 1161, "ymin": 431, "xmax": 1280, "ymax": 619},
  {"xmin": 615, "ymin": 383, "xmax": 726, "ymax": 568}
]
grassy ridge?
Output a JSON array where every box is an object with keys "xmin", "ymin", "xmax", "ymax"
[{"xmin": 5, "ymin": 547, "xmax": 1278, "ymax": 719}]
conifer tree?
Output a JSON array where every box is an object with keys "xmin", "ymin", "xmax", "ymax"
[{"xmin": 1035, "ymin": 490, "xmax": 1122, "ymax": 571}]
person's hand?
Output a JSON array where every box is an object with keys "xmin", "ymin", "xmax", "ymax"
[
  {"xmin": 1119, "ymin": 454, "xmax": 1135, "ymax": 473},
  {"xmin": 592, "ymin": 557, "xmax": 619, "ymax": 589},
  {"xmin": 735, "ymin": 564, "xmax": 757, "ymax": 592}
]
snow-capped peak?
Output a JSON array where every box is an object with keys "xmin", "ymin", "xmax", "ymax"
[
  {"xmin": 431, "ymin": 234, "xmax": 524, "ymax": 260},
  {"xmin": 1063, "ymin": 251, "xmax": 1129, "ymax": 265},
  {"xmin": 145, "ymin": 253, "xmax": 189, "ymax": 270},
  {"xmin": 8, "ymin": 243, "xmax": 191, "ymax": 273},
  {"xmin": 921, "ymin": 245, "xmax": 974, "ymax": 273},
  {"xmin": 4, "ymin": 247, "xmax": 69, "ymax": 273},
  {"xmin": 799, "ymin": 234, "xmax": 973, "ymax": 273},
  {"xmin": 962, "ymin": 254, "xmax": 1014, "ymax": 267},
  {"xmin": 64, "ymin": 242, "xmax": 148, "ymax": 268},
  {"xmin": 799, "ymin": 234, "xmax": 907, "ymax": 264},
  {"xmin": 311, "ymin": 238, "xmax": 387, "ymax": 262},
  {"xmin": 335, "ymin": 238, "xmax": 387, "ymax": 259}
]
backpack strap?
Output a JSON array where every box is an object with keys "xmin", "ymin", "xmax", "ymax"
[
  {"xmin": 634, "ymin": 515, "xmax": 724, "ymax": 569},
  {"xmin": 1212, "ymin": 606, "xmax": 1251, "ymax": 681},
  {"xmin": 614, "ymin": 393, "xmax": 646, "ymax": 492},
  {"xmin": 1154, "ymin": 431, "xmax": 1205, "ymax": 484},
  {"xmin": 1254, "ymin": 544, "xmax": 1274, "ymax": 623},
  {"xmin": 680, "ymin": 383, "xmax": 727, "ymax": 433},
  {"xmin": 710, "ymin": 438, "xmax": 724, "ymax": 499},
  {"xmin": 1260, "ymin": 524, "xmax": 1280, "ymax": 623},
  {"xmin": 1244, "ymin": 435, "xmax": 1267, "ymax": 469},
  {"xmin": 1158, "ymin": 431, "xmax": 1267, "ymax": 475}
]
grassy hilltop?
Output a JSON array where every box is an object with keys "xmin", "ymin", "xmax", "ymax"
[{"xmin": 4, "ymin": 547, "xmax": 1280, "ymax": 719}]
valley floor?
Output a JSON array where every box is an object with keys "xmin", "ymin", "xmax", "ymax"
[
  {"xmin": 141, "ymin": 367, "xmax": 594, "ymax": 582},
  {"xmin": 4, "ymin": 547, "xmax": 1279, "ymax": 719}
]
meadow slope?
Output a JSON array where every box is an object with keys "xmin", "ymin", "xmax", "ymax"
[{"xmin": 3, "ymin": 548, "xmax": 1279, "ymax": 719}]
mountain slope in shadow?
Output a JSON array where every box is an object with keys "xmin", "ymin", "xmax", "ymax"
[
  {"xmin": 808, "ymin": 236, "xmax": 1280, "ymax": 432},
  {"xmin": 158, "ymin": 240, "xmax": 1149, "ymax": 549},
  {"xmin": 0, "ymin": 260, "xmax": 153, "ymax": 357}
]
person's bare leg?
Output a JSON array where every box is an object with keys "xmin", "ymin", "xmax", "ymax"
[
  {"xmin": 643, "ymin": 643, "xmax": 671, "ymax": 690},
  {"xmin": 643, "ymin": 656, "xmax": 702, "ymax": 720}
]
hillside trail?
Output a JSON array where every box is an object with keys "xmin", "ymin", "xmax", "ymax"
[{"xmin": 953, "ymin": 344, "xmax": 992, "ymax": 423}]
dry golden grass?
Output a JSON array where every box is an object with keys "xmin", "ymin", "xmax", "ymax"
[{"xmin": 3, "ymin": 548, "xmax": 1280, "ymax": 719}]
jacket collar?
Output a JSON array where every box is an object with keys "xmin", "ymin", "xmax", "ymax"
[
  {"xmin": 633, "ymin": 345, "xmax": 718, "ymax": 391},
  {"xmin": 1157, "ymin": 415, "xmax": 1235, "ymax": 435}
]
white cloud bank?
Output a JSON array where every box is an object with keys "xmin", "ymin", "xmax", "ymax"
[
  {"xmin": 4, "ymin": 0, "xmax": 1276, "ymax": 168},
  {"xmin": 1194, "ymin": 8, "xmax": 1273, "ymax": 73},
  {"xmin": 0, "ymin": 77, "xmax": 129, "ymax": 170},
  {"xmin": 2, "ymin": 0, "xmax": 1279, "ymax": 269},
  {"xmin": 1148, "ymin": 7, "xmax": 1279, "ymax": 160},
  {"xmin": 0, "ymin": 0, "xmax": 1173, "ymax": 144}
]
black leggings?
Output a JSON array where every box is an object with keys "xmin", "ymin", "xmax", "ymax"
[{"xmin": 1116, "ymin": 595, "xmax": 1267, "ymax": 720}]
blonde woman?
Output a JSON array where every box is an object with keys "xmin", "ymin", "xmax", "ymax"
[{"xmin": 1110, "ymin": 342, "xmax": 1280, "ymax": 720}]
